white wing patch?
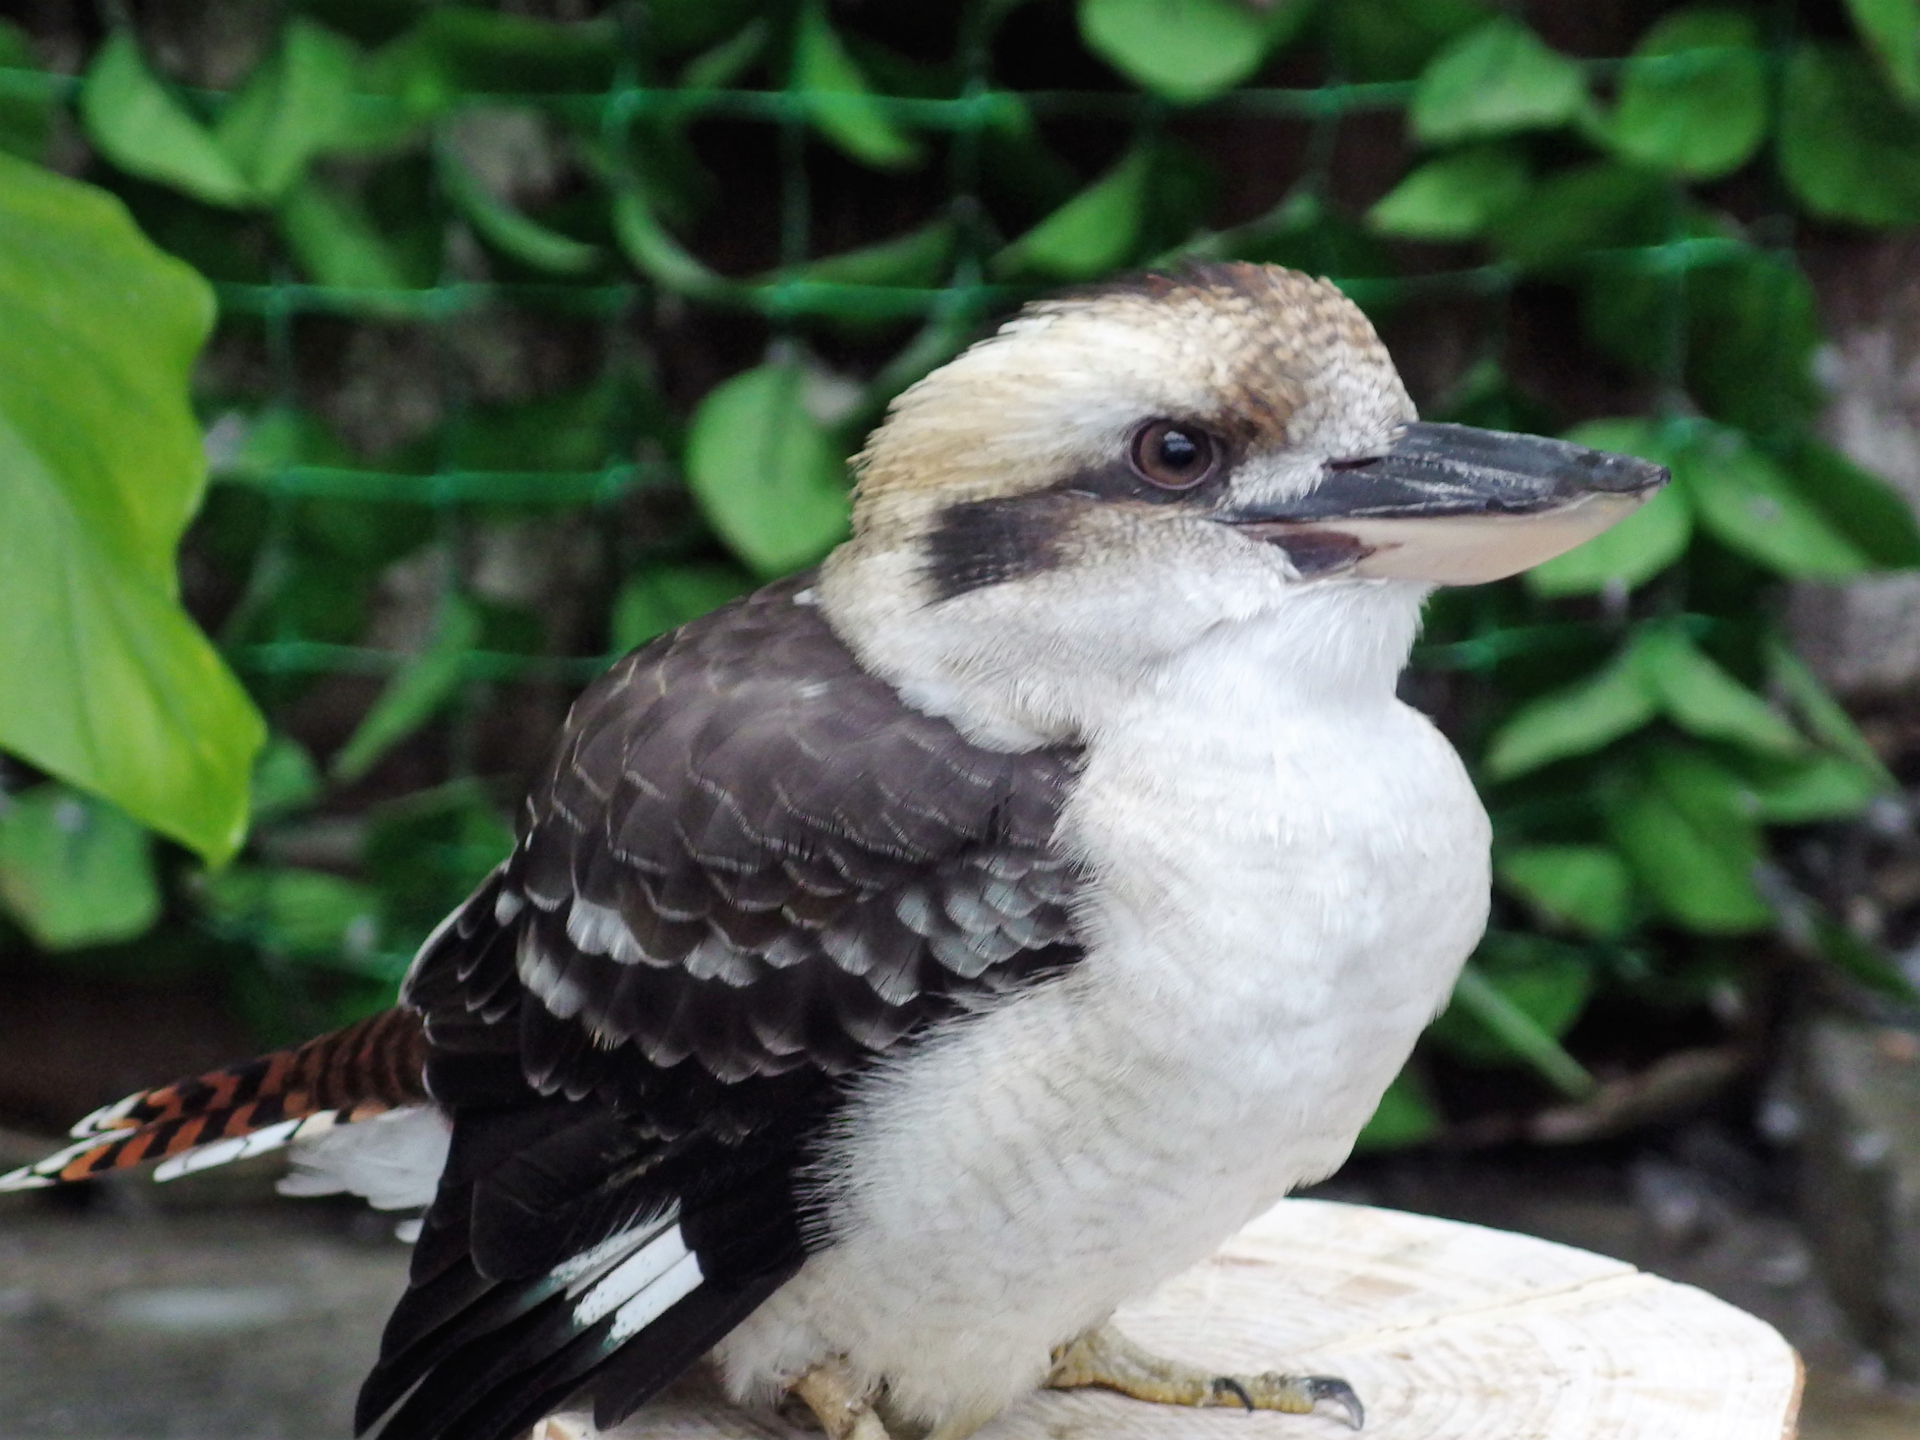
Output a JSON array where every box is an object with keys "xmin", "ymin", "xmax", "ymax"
[
  {"xmin": 570, "ymin": 1221, "xmax": 705, "ymax": 1339},
  {"xmin": 609, "ymin": 1250, "xmax": 704, "ymax": 1342},
  {"xmin": 276, "ymin": 1105, "xmax": 451, "ymax": 1211}
]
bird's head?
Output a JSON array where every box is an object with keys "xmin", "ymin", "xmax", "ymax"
[{"xmin": 820, "ymin": 263, "xmax": 1664, "ymax": 746}]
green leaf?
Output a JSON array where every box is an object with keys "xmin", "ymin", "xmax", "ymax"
[
  {"xmin": 211, "ymin": 403, "xmax": 354, "ymax": 482},
  {"xmin": 213, "ymin": 18, "xmax": 360, "ymax": 200},
  {"xmin": 1810, "ymin": 908, "xmax": 1919, "ymax": 1003},
  {"xmin": 0, "ymin": 155, "xmax": 263, "ymax": 864},
  {"xmin": 0, "ymin": 21, "xmax": 54, "ymax": 161},
  {"xmin": 361, "ymin": 783, "xmax": 514, "ymax": 942},
  {"xmin": 1600, "ymin": 7, "xmax": 1766, "ymax": 179},
  {"xmin": 250, "ymin": 734, "xmax": 322, "ymax": 825},
  {"xmin": 611, "ymin": 185, "xmax": 736, "ymax": 301},
  {"xmin": 1767, "ymin": 638, "xmax": 1894, "ymax": 780},
  {"xmin": 1780, "ymin": 43, "xmax": 1920, "ymax": 226},
  {"xmin": 447, "ymin": 387, "xmax": 621, "ymax": 473},
  {"xmin": 771, "ymin": 220, "xmax": 956, "ymax": 289},
  {"xmin": 1739, "ymin": 751, "xmax": 1885, "ymax": 823},
  {"xmin": 1496, "ymin": 845, "xmax": 1635, "ymax": 937},
  {"xmin": 1578, "ymin": 247, "xmax": 1822, "ymax": 438},
  {"xmin": 686, "ymin": 364, "xmax": 850, "ymax": 578},
  {"xmin": 1326, "ymin": 0, "xmax": 1494, "ymax": 82},
  {"xmin": 1366, "ymin": 144, "xmax": 1530, "ymax": 241},
  {"xmin": 1353, "ymin": 1069, "xmax": 1443, "ymax": 1151},
  {"xmin": 611, "ymin": 563, "xmax": 754, "ymax": 653},
  {"xmin": 1491, "ymin": 162, "xmax": 1670, "ymax": 269},
  {"xmin": 436, "ymin": 137, "xmax": 601, "ymax": 276},
  {"xmin": 0, "ymin": 786, "xmax": 159, "ymax": 950},
  {"xmin": 792, "ymin": 0, "xmax": 922, "ymax": 171},
  {"xmin": 1079, "ymin": 0, "xmax": 1308, "ymax": 103},
  {"xmin": 1844, "ymin": 0, "xmax": 1920, "ymax": 106},
  {"xmin": 1677, "ymin": 427, "xmax": 1872, "ymax": 578},
  {"xmin": 199, "ymin": 865, "xmax": 385, "ymax": 966},
  {"xmin": 1605, "ymin": 746, "xmax": 1771, "ymax": 932},
  {"xmin": 1680, "ymin": 251, "xmax": 1822, "ymax": 437},
  {"xmin": 1635, "ymin": 624, "xmax": 1806, "ymax": 757},
  {"xmin": 1410, "ymin": 18, "xmax": 1588, "ymax": 146},
  {"xmin": 80, "ymin": 32, "xmax": 255, "ymax": 207},
  {"xmin": 1438, "ymin": 958, "xmax": 1595, "ymax": 1096},
  {"xmin": 366, "ymin": 11, "xmax": 617, "ymax": 118},
  {"xmin": 331, "ymin": 596, "xmax": 483, "ymax": 784},
  {"xmin": 661, "ymin": 3, "xmax": 770, "ymax": 69},
  {"xmin": 1787, "ymin": 437, "xmax": 1920, "ymax": 569},
  {"xmin": 994, "ymin": 145, "xmax": 1152, "ymax": 280},
  {"xmin": 1485, "ymin": 647, "xmax": 1659, "ymax": 779},
  {"xmin": 276, "ymin": 175, "xmax": 411, "ymax": 294}
]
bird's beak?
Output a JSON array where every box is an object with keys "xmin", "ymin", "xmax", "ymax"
[{"xmin": 1223, "ymin": 422, "xmax": 1669, "ymax": 585}]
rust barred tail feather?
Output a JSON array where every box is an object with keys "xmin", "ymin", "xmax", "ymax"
[{"xmin": 0, "ymin": 1008, "xmax": 430, "ymax": 1192}]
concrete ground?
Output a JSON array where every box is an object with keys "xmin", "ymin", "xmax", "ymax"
[
  {"xmin": 2, "ymin": 1140, "xmax": 1916, "ymax": 1440},
  {"xmin": 0, "ymin": 1190, "xmax": 404, "ymax": 1439}
]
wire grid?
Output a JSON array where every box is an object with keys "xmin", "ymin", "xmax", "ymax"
[
  {"xmin": 8, "ymin": 6, "xmax": 1768, "ymax": 993},
  {"xmin": 205, "ymin": 83, "xmax": 1725, "ymax": 674}
]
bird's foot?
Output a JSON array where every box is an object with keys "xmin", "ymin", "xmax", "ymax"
[
  {"xmin": 789, "ymin": 1357, "xmax": 895, "ymax": 1440},
  {"xmin": 1046, "ymin": 1323, "xmax": 1363, "ymax": 1430}
]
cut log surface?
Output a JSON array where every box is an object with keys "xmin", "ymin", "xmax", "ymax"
[{"xmin": 541, "ymin": 1198, "xmax": 1803, "ymax": 1440}]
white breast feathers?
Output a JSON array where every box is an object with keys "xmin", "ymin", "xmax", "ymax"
[{"xmin": 714, "ymin": 586, "xmax": 1492, "ymax": 1436}]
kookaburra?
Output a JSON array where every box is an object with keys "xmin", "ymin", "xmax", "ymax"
[{"xmin": 5, "ymin": 264, "xmax": 1663, "ymax": 1440}]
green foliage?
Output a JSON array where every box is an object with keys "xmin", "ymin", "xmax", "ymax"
[
  {"xmin": 436, "ymin": 131, "xmax": 602, "ymax": 276},
  {"xmin": 1368, "ymin": 145, "xmax": 1530, "ymax": 241},
  {"xmin": 0, "ymin": 786, "xmax": 160, "ymax": 950},
  {"xmin": 330, "ymin": 597, "xmax": 484, "ymax": 784},
  {"xmin": 612, "ymin": 565, "xmax": 755, "ymax": 652},
  {"xmin": 0, "ymin": 154, "xmax": 262, "ymax": 864},
  {"xmin": 996, "ymin": 145, "xmax": 1154, "ymax": 279},
  {"xmin": 1845, "ymin": 0, "xmax": 1920, "ymax": 104},
  {"xmin": 1353, "ymin": 1070, "xmax": 1443, "ymax": 1150},
  {"xmin": 1437, "ymin": 955, "xmax": 1595, "ymax": 1096},
  {"xmin": 1079, "ymin": 0, "xmax": 1311, "ymax": 101},
  {"xmin": 81, "ymin": 33, "xmax": 257, "ymax": 207},
  {"xmin": 5, "ymin": 0, "xmax": 1919, "ymax": 1140},
  {"xmin": 1679, "ymin": 426, "xmax": 1871, "ymax": 577},
  {"xmin": 277, "ymin": 177, "xmax": 413, "ymax": 293},
  {"xmin": 0, "ymin": 22, "xmax": 53, "ymax": 161},
  {"xmin": 1497, "ymin": 846, "xmax": 1635, "ymax": 938},
  {"xmin": 686, "ymin": 365, "xmax": 851, "ymax": 578},
  {"xmin": 1598, "ymin": 8, "xmax": 1767, "ymax": 179},
  {"xmin": 216, "ymin": 20, "xmax": 362, "ymax": 199},
  {"xmin": 1780, "ymin": 43, "xmax": 1920, "ymax": 225},
  {"xmin": 1410, "ymin": 18, "xmax": 1588, "ymax": 146},
  {"xmin": 1325, "ymin": 0, "xmax": 1491, "ymax": 81},
  {"xmin": 1486, "ymin": 646, "xmax": 1659, "ymax": 780},
  {"xmin": 1607, "ymin": 745, "xmax": 1774, "ymax": 932},
  {"xmin": 792, "ymin": 0, "xmax": 922, "ymax": 171}
]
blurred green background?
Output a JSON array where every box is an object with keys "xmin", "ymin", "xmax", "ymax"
[{"xmin": 4, "ymin": 0, "xmax": 1920, "ymax": 1150}]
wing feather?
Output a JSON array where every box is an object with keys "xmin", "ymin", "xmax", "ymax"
[{"xmin": 372, "ymin": 575, "xmax": 1083, "ymax": 1439}]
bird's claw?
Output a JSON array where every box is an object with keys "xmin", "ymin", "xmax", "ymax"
[
  {"xmin": 1048, "ymin": 1323, "xmax": 1363, "ymax": 1428},
  {"xmin": 1210, "ymin": 1376, "xmax": 1255, "ymax": 1413},
  {"xmin": 1302, "ymin": 1375, "xmax": 1364, "ymax": 1430},
  {"xmin": 1214, "ymin": 1371, "xmax": 1363, "ymax": 1428}
]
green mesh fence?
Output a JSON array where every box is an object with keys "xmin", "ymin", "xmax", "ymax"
[{"xmin": 6, "ymin": 1, "xmax": 1918, "ymax": 1105}]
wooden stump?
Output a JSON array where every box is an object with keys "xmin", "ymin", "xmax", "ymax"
[{"xmin": 538, "ymin": 1198, "xmax": 1803, "ymax": 1440}]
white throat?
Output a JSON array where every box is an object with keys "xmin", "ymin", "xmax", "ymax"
[{"xmin": 819, "ymin": 542, "xmax": 1431, "ymax": 751}]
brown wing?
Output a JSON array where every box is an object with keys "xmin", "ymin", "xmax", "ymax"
[{"xmin": 370, "ymin": 574, "xmax": 1085, "ymax": 1440}]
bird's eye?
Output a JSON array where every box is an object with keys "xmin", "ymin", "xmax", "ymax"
[{"xmin": 1129, "ymin": 421, "xmax": 1217, "ymax": 490}]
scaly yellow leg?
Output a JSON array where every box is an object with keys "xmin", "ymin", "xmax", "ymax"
[{"xmin": 1047, "ymin": 1323, "xmax": 1364, "ymax": 1429}]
